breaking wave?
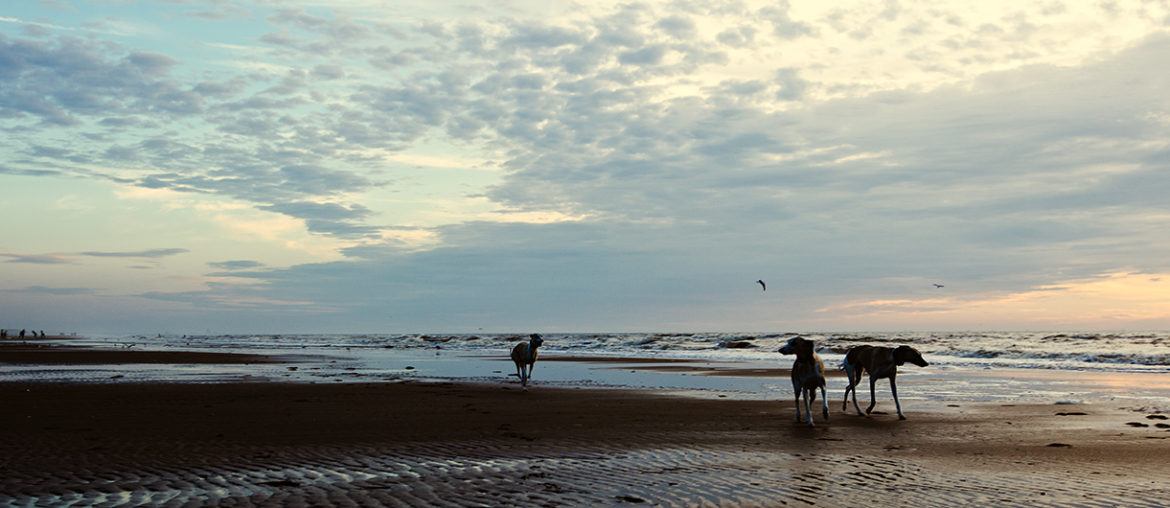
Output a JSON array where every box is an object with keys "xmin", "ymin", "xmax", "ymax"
[{"xmin": 114, "ymin": 331, "xmax": 1170, "ymax": 370}]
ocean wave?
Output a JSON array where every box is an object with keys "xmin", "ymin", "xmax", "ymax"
[
  {"xmin": 114, "ymin": 331, "xmax": 1170, "ymax": 369},
  {"xmin": 948, "ymin": 348, "xmax": 1170, "ymax": 366}
]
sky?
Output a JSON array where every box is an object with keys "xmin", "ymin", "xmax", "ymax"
[{"xmin": 2, "ymin": 0, "xmax": 1169, "ymax": 335}]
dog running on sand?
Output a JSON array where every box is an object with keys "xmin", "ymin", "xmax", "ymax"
[
  {"xmin": 511, "ymin": 333, "xmax": 543, "ymax": 391},
  {"xmin": 778, "ymin": 337, "xmax": 829, "ymax": 427},
  {"xmin": 841, "ymin": 345, "xmax": 928, "ymax": 420}
]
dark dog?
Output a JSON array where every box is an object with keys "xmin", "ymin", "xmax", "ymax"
[
  {"xmin": 841, "ymin": 345, "xmax": 928, "ymax": 420},
  {"xmin": 510, "ymin": 334, "xmax": 543, "ymax": 391},
  {"xmin": 778, "ymin": 337, "xmax": 828, "ymax": 427}
]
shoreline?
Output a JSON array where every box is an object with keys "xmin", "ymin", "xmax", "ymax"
[
  {"xmin": 7, "ymin": 341, "xmax": 1170, "ymax": 406},
  {"xmin": 0, "ymin": 342, "xmax": 295, "ymax": 364}
]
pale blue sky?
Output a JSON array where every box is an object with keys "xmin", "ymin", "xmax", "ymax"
[{"xmin": 3, "ymin": 0, "xmax": 1170, "ymax": 335}]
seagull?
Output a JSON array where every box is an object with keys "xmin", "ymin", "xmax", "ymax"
[
  {"xmin": 933, "ymin": 283, "xmax": 944, "ymax": 288},
  {"xmin": 756, "ymin": 279, "xmax": 766, "ymax": 291}
]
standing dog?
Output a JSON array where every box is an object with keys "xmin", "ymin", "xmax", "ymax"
[
  {"xmin": 841, "ymin": 345, "xmax": 928, "ymax": 420},
  {"xmin": 778, "ymin": 337, "xmax": 829, "ymax": 427},
  {"xmin": 511, "ymin": 333, "xmax": 543, "ymax": 391}
]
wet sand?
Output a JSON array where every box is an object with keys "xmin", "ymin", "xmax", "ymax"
[
  {"xmin": 0, "ymin": 342, "xmax": 289, "ymax": 364},
  {"xmin": 3, "ymin": 346, "xmax": 1170, "ymax": 506}
]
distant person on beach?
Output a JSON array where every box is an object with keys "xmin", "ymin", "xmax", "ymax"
[
  {"xmin": 511, "ymin": 334, "xmax": 544, "ymax": 391},
  {"xmin": 20, "ymin": 329, "xmax": 26, "ymax": 339},
  {"xmin": 1, "ymin": 329, "xmax": 6, "ymax": 339},
  {"xmin": 40, "ymin": 330, "xmax": 46, "ymax": 338}
]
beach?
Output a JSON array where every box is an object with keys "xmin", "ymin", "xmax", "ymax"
[{"xmin": 3, "ymin": 341, "xmax": 1170, "ymax": 506}]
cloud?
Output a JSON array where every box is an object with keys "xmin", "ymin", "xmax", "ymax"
[
  {"xmin": 4, "ymin": 2, "xmax": 1170, "ymax": 332},
  {"xmin": 716, "ymin": 25, "xmax": 757, "ymax": 47},
  {"xmin": 175, "ymin": 221, "xmax": 698, "ymax": 330},
  {"xmin": 619, "ymin": 44, "xmax": 668, "ymax": 65},
  {"xmin": 179, "ymin": 4, "xmax": 253, "ymax": 21},
  {"xmin": 464, "ymin": 32, "xmax": 1170, "ymax": 311},
  {"xmin": 80, "ymin": 248, "xmax": 189, "ymax": 258},
  {"xmin": 8, "ymin": 285, "xmax": 94, "ymax": 295},
  {"xmin": 654, "ymin": 15, "xmax": 697, "ymax": 39},
  {"xmin": 760, "ymin": 2, "xmax": 816, "ymax": 39},
  {"xmin": 257, "ymin": 201, "xmax": 380, "ymax": 238},
  {"xmin": 2, "ymin": 32, "xmax": 379, "ymax": 241},
  {"xmin": 260, "ymin": 7, "xmax": 376, "ymax": 57},
  {"xmin": 0, "ymin": 4, "xmax": 838, "ymax": 245},
  {"xmin": 0, "ymin": 15, "xmax": 76, "ymax": 33},
  {"xmin": 773, "ymin": 68, "xmax": 807, "ymax": 101},
  {"xmin": 0, "ymin": 35, "xmax": 203, "ymax": 126},
  {"xmin": 500, "ymin": 23, "xmax": 586, "ymax": 49},
  {"xmin": 208, "ymin": 260, "xmax": 266, "ymax": 270},
  {"xmin": 0, "ymin": 164, "xmax": 66, "ymax": 177},
  {"xmin": 0, "ymin": 251, "xmax": 71, "ymax": 264},
  {"xmin": 135, "ymin": 282, "xmax": 321, "ymax": 310}
]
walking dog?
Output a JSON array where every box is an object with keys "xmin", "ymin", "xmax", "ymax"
[
  {"xmin": 511, "ymin": 333, "xmax": 543, "ymax": 391},
  {"xmin": 841, "ymin": 345, "xmax": 928, "ymax": 420},
  {"xmin": 778, "ymin": 337, "xmax": 829, "ymax": 427}
]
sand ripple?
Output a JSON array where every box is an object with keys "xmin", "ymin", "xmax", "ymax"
[{"xmin": 5, "ymin": 439, "xmax": 1170, "ymax": 507}]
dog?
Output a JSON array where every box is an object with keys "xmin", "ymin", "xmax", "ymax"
[
  {"xmin": 510, "ymin": 333, "xmax": 544, "ymax": 391},
  {"xmin": 778, "ymin": 337, "xmax": 829, "ymax": 427},
  {"xmin": 841, "ymin": 345, "xmax": 928, "ymax": 420}
]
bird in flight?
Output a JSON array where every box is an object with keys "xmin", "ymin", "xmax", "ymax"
[
  {"xmin": 933, "ymin": 283, "xmax": 945, "ymax": 288},
  {"xmin": 756, "ymin": 280, "xmax": 766, "ymax": 291}
]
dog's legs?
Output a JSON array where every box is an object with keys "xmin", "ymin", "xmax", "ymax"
[
  {"xmin": 841, "ymin": 364, "xmax": 854, "ymax": 411},
  {"xmin": 845, "ymin": 367, "xmax": 865, "ymax": 415},
  {"xmin": 866, "ymin": 376, "xmax": 878, "ymax": 415},
  {"xmin": 803, "ymin": 389, "xmax": 815, "ymax": 427},
  {"xmin": 527, "ymin": 362, "xmax": 536, "ymax": 386},
  {"xmin": 820, "ymin": 384, "xmax": 829, "ymax": 421},
  {"xmin": 851, "ymin": 371, "xmax": 864, "ymax": 415},
  {"xmin": 793, "ymin": 389, "xmax": 803, "ymax": 422},
  {"xmin": 890, "ymin": 376, "xmax": 905, "ymax": 420}
]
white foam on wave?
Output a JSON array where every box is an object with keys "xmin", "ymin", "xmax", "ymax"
[{"xmin": 107, "ymin": 330, "xmax": 1170, "ymax": 371}]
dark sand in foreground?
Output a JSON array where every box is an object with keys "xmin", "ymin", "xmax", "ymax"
[{"xmin": 3, "ymin": 345, "xmax": 1170, "ymax": 506}]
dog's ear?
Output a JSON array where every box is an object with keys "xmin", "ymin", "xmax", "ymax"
[
  {"xmin": 893, "ymin": 346, "xmax": 912, "ymax": 365},
  {"xmin": 799, "ymin": 338, "xmax": 815, "ymax": 355},
  {"xmin": 910, "ymin": 347, "xmax": 928, "ymax": 367}
]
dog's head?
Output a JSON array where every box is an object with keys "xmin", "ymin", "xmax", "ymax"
[
  {"xmin": 893, "ymin": 345, "xmax": 928, "ymax": 367},
  {"xmin": 529, "ymin": 333, "xmax": 544, "ymax": 348},
  {"xmin": 778, "ymin": 337, "xmax": 814, "ymax": 356}
]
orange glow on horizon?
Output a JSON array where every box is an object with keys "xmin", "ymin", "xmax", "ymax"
[{"xmin": 819, "ymin": 271, "xmax": 1170, "ymax": 328}]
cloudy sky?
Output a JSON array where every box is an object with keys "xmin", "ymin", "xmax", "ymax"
[{"xmin": 2, "ymin": 0, "xmax": 1169, "ymax": 335}]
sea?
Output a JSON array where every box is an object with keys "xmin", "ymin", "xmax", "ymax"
[{"xmin": 109, "ymin": 330, "xmax": 1170, "ymax": 372}]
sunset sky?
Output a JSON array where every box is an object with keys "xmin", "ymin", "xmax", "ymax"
[{"xmin": 2, "ymin": 1, "xmax": 1169, "ymax": 335}]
